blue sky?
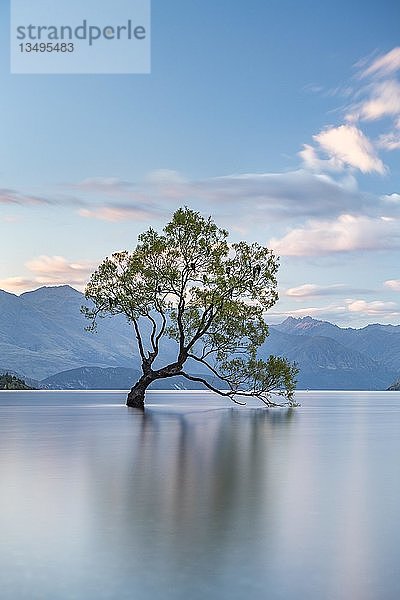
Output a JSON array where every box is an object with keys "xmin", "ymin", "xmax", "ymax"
[{"xmin": 1, "ymin": 0, "xmax": 400, "ymax": 326}]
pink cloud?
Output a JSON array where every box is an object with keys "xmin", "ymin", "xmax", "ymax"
[{"xmin": 0, "ymin": 256, "xmax": 97, "ymax": 293}]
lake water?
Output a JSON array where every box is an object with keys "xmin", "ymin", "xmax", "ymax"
[{"xmin": 1, "ymin": 390, "xmax": 400, "ymax": 600}]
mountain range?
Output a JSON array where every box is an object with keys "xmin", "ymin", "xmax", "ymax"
[{"xmin": 0, "ymin": 285, "xmax": 399, "ymax": 390}]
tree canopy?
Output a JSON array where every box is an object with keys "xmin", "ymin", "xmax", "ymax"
[
  {"xmin": 83, "ymin": 207, "xmax": 298, "ymax": 408},
  {"xmin": 0, "ymin": 373, "xmax": 32, "ymax": 390}
]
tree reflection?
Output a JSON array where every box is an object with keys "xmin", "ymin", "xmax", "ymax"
[{"xmin": 82, "ymin": 406, "xmax": 296, "ymax": 585}]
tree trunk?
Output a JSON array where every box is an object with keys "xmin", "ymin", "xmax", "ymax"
[{"xmin": 126, "ymin": 374, "xmax": 154, "ymax": 409}]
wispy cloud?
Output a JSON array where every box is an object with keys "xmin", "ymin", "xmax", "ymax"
[
  {"xmin": 0, "ymin": 188, "xmax": 50, "ymax": 206},
  {"xmin": 350, "ymin": 80, "xmax": 400, "ymax": 123},
  {"xmin": 377, "ymin": 131, "xmax": 400, "ymax": 151},
  {"xmin": 72, "ymin": 168, "xmax": 374, "ymax": 225},
  {"xmin": 78, "ymin": 203, "xmax": 165, "ymax": 222},
  {"xmin": 300, "ymin": 47, "xmax": 400, "ymax": 178},
  {"xmin": 191, "ymin": 171, "xmax": 366, "ymax": 218},
  {"xmin": 1, "ymin": 166, "xmax": 375, "ymax": 231},
  {"xmin": 284, "ymin": 283, "xmax": 372, "ymax": 298},
  {"xmin": 70, "ymin": 177, "xmax": 134, "ymax": 194},
  {"xmin": 360, "ymin": 47, "xmax": 400, "ymax": 79}
]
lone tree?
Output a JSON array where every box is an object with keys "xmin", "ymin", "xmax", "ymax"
[{"xmin": 83, "ymin": 207, "xmax": 298, "ymax": 409}]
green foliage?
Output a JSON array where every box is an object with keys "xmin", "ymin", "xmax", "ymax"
[
  {"xmin": 83, "ymin": 207, "xmax": 298, "ymax": 406},
  {"xmin": 0, "ymin": 373, "xmax": 32, "ymax": 390}
]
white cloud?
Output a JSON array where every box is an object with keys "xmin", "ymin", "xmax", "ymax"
[
  {"xmin": 313, "ymin": 125, "xmax": 386, "ymax": 174},
  {"xmin": 385, "ymin": 280, "xmax": 400, "ymax": 292},
  {"xmin": 353, "ymin": 80, "xmax": 400, "ymax": 122},
  {"xmin": 301, "ymin": 48, "xmax": 400, "ymax": 180},
  {"xmin": 361, "ymin": 47, "xmax": 400, "ymax": 79},
  {"xmin": 298, "ymin": 144, "xmax": 344, "ymax": 172},
  {"xmin": 344, "ymin": 51, "xmax": 400, "ymax": 157},
  {"xmin": 381, "ymin": 193, "xmax": 400, "ymax": 203},
  {"xmin": 269, "ymin": 214, "xmax": 400, "ymax": 256}
]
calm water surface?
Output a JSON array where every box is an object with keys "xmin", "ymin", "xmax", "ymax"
[{"xmin": 1, "ymin": 390, "xmax": 400, "ymax": 600}]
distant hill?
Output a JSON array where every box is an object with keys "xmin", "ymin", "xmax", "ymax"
[
  {"xmin": 0, "ymin": 286, "xmax": 399, "ymax": 390},
  {"xmin": 41, "ymin": 366, "xmax": 142, "ymax": 390},
  {"xmin": 0, "ymin": 285, "xmax": 178, "ymax": 380},
  {"xmin": 273, "ymin": 316, "xmax": 400, "ymax": 373},
  {"xmin": 265, "ymin": 318, "xmax": 398, "ymax": 390},
  {"xmin": 39, "ymin": 366, "xmax": 220, "ymax": 391},
  {"xmin": 0, "ymin": 286, "xmax": 140, "ymax": 379}
]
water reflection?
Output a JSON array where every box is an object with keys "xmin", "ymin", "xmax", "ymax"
[
  {"xmin": 1, "ymin": 392, "xmax": 400, "ymax": 599},
  {"xmin": 81, "ymin": 407, "xmax": 296, "ymax": 597}
]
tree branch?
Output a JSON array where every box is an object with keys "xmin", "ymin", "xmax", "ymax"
[
  {"xmin": 154, "ymin": 298, "xmax": 167, "ymax": 349},
  {"xmin": 132, "ymin": 319, "xmax": 147, "ymax": 365},
  {"xmin": 146, "ymin": 313, "xmax": 158, "ymax": 354},
  {"xmin": 180, "ymin": 370, "xmax": 291, "ymax": 408},
  {"xmin": 187, "ymin": 353, "xmax": 234, "ymax": 386},
  {"xmin": 178, "ymin": 372, "xmax": 247, "ymax": 405},
  {"xmin": 185, "ymin": 304, "xmax": 216, "ymax": 352}
]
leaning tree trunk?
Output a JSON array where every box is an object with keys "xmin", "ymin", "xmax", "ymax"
[{"xmin": 126, "ymin": 374, "xmax": 154, "ymax": 409}]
